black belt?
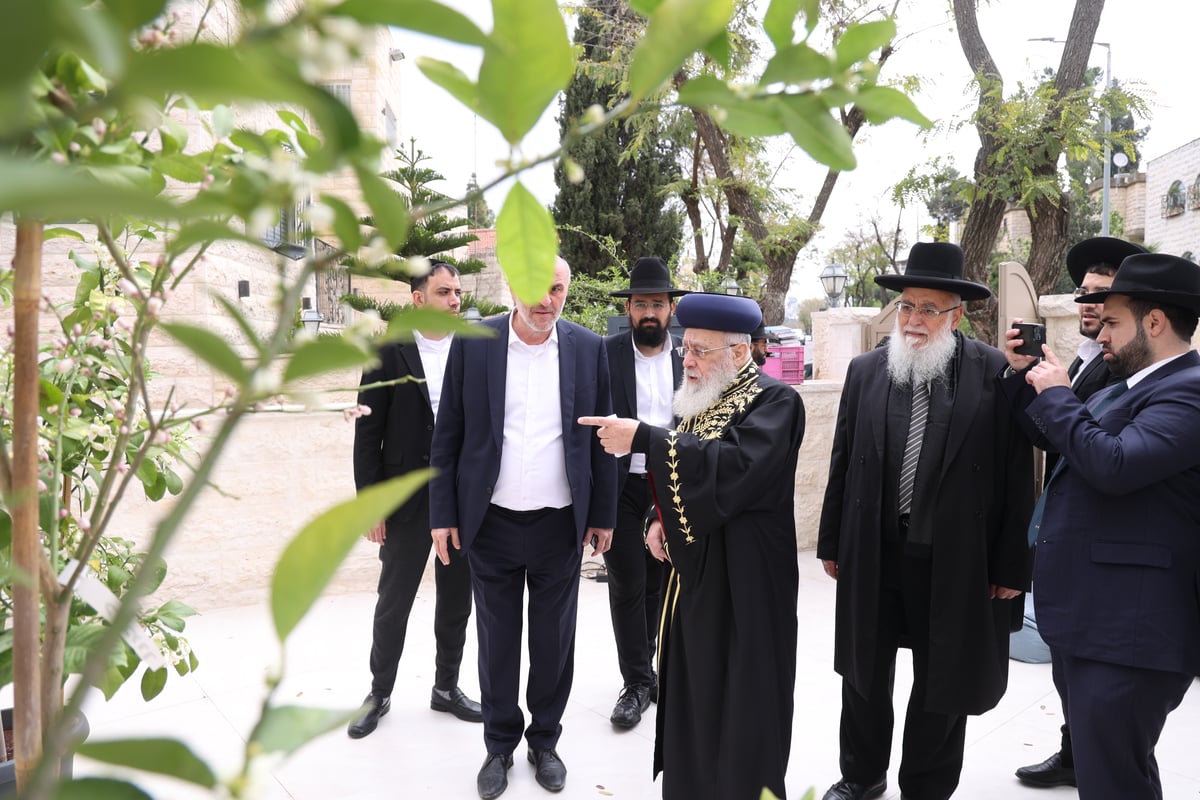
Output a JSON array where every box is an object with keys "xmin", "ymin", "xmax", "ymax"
[{"xmin": 629, "ymin": 472, "xmax": 649, "ymax": 480}]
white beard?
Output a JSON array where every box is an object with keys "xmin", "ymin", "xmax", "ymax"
[
  {"xmin": 886, "ymin": 318, "xmax": 957, "ymax": 388},
  {"xmin": 674, "ymin": 354, "xmax": 740, "ymax": 422}
]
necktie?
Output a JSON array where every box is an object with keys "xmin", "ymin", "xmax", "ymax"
[
  {"xmin": 1026, "ymin": 379, "xmax": 1129, "ymax": 544},
  {"xmin": 898, "ymin": 381, "xmax": 929, "ymax": 515}
]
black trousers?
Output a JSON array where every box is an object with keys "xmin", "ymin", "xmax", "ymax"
[
  {"xmin": 1056, "ymin": 651, "xmax": 1191, "ymax": 800},
  {"xmin": 838, "ymin": 550, "xmax": 967, "ymax": 800},
  {"xmin": 468, "ymin": 505, "xmax": 580, "ymax": 755},
  {"xmin": 369, "ymin": 515, "xmax": 472, "ymax": 697},
  {"xmin": 601, "ymin": 475, "xmax": 664, "ymax": 687}
]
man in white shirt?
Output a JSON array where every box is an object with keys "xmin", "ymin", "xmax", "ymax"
[
  {"xmin": 348, "ymin": 261, "xmax": 482, "ymax": 739},
  {"xmin": 602, "ymin": 257, "xmax": 686, "ymax": 729},
  {"xmin": 430, "ymin": 257, "xmax": 617, "ymax": 800}
]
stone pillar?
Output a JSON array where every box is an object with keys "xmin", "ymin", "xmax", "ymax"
[{"xmin": 811, "ymin": 306, "xmax": 885, "ymax": 383}]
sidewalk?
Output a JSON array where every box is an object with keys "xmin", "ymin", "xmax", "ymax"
[{"xmin": 76, "ymin": 553, "xmax": 1200, "ymax": 799}]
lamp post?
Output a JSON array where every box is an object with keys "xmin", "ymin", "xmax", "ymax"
[
  {"xmin": 720, "ymin": 275, "xmax": 742, "ymax": 296},
  {"xmin": 819, "ymin": 263, "xmax": 848, "ymax": 308},
  {"xmin": 1030, "ymin": 37, "xmax": 1113, "ymax": 236},
  {"xmin": 300, "ymin": 308, "xmax": 324, "ymax": 335}
]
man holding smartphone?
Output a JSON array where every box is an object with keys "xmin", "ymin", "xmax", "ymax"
[{"xmin": 1004, "ymin": 235, "xmax": 1147, "ymax": 789}]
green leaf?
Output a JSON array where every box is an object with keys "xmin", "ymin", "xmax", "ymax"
[
  {"xmin": 104, "ymin": 0, "xmax": 170, "ymax": 32},
  {"xmin": 0, "ymin": 157, "xmax": 181, "ymax": 220},
  {"xmin": 212, "ymin": 293, "xmax": 267, "ymax": 360},
  {"xmin": 283, "ymin": 335, "xmax": 375, "ymax": 384},
  {"xmin": 776, "ymin": 94, "xmax": 856, "ymax": 171},
  {"xmin": 415, "ymin": 58, "xmax": 479, "ymax": 114},
  {"xmin": 160, "ymin": 322, "xmax": 249, "ymax": 383},
  {"xmin": 626, "ymin": 0, "xmax": 734, "ymax": 103},
  {"xmin": 213, "ymin": 104, "xmax": 235, "ymax": 139},
  {"xmin": 52, "ymin": 777, "xmax": 155, "ymax": 800},
  {"xmin": 626, "ymin": 0, "xmax": 662, "ymax": 14},
  {"xmin": 44, "ymin": 227, "xmax": 88, "ymax": 242},
  {"xmin": 676, "ymin": 75, "xmax": 739, "ymax": 108},
  {"xmin": 477, "ymin": 0, "xmax": 574, "ymax": 144},
  {"xmin": 799, "ymin": 0, "xmax": 821, "ymax": 35},
  {"xmin": 77, "ymin": 739, "xmax": 217, "ymax": 789},
  {"xmin": 381, "ymin": 306, "xmax": 493, "ymax": 342},
  {"xmin": 712, "ymin": 99, "xmax": 787, "ymax": 138},
  {"xmin": 761, "ymin": 43, "xmax": 831, "ymax": 86},
  {"xmin": 330, "ymin": 0, "xmax": 487, "ymax": 46},
  {"xmin": 163, "ymin": 467, "xmax": 183, "ymax": 495},
  {"xmin": 354, "ymin": 166, "xmax": 410, "ymax": 250},
  {"xmin": 249, "ymin": 705, "xmax": 357, "ymax": 756},
  {"xmin": 156, "ymin": 153, "xmax": 208, "ymax": 183},
  {"xmin": 140, "ymin": 667, "xmax": 168, "ymax": 701},
  {"xmin": 833, "ymin": 19, "xmax": 896, "ymax": 72},
  {"xmin": 762, "ymin": 0, "xmax": 802, "ymax": 50},
  {"xmin": 271, "ymin": 473, "xmax": 431, "ymax": 640},
  {"xmin": 39, "ymin": 378, "xmax": 67, "ymax": 412},
  {"xmin": 321, "ymin": 194, "xmax": 363, "ymax": 253},
  {"xmin": 495, "ymin": 182, "xmax": 557, "ymax": 304},
  {"xmin": 156, "ymin": 599, "xmax": 198, "ymax": 620},
  {"xmin": 852, "ymin": 85, "xmax": 933, "ymax": 128}
]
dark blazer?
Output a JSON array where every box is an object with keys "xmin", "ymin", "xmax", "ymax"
[
  {"xmin": 1018, "ymin": 350, "xmax": 1200, "ymax": 676},
  {"xmin": 353, "ymin": 342, "xmax": 433, "ymax": 526},
  {"xmin": 603, "ymin": 331, "xmax": 683, "ymax": 488},
  {"xmin": 1069, "ymin": 352, "xmax": 1117, "ymax": 402},
  {"xmin": 817, "ymin": 334, "xmax": 1035, "ymax": 714},
  {"xmin": 429, "ymin": 315, "xmax": 619, "ymax": 550}
]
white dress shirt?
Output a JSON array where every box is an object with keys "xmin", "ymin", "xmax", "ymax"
[
  {"xmin": 492, "ymin": 313, "xmax": 572, "ymax": 511},
  {"xmin": 415, "ymin": 330, "xmax": 453, "ymax": 421},
  {"xmin": 1072, "ymin": 338, "xmax": 1103, "ymax": 389},
  {"xmin": 629, "ymin": 336, "xmax": 675, "ymax": 475}
]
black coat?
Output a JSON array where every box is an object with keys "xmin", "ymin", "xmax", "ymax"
[
  {"xmin": 603, "ymin": 331, "xmax": 683, "ymax": 488},
  {"xmin": 642, "ymin": 363, "xmax": 805, "ymax": 800},
  {"xmin": 353, "ymin": 341, "xmax": 434, "ymax": 527},
  {"xmin": 817, "ymin": 335, "xmax": 1034, "ymax": 715}
]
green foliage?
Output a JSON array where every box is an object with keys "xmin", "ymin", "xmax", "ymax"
[
  {"xmin": 561, "ymin": 266, "xmax": 628, "ymax": 335},
  {"xmin": 552, "ymin": 0, "xmax": 684, "ymax": 277}
]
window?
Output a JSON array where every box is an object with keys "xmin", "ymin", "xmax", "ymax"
[{"xmin": 1162, "ymin": 180, "xmax": 1186, "ymax": 218}]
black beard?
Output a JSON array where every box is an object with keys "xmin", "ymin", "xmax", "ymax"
[
  {"xmin": 632, "ymin": 321, "xmax": 668, "ymax": 348},
  {"xmin": 1106, "ymin": 322, "xmax": 1153, "ymax": 379}
]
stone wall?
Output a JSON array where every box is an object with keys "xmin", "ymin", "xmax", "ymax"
[{"xmin": 1146, "ymin": 138, "xmax": 1200, "ymax": 257}]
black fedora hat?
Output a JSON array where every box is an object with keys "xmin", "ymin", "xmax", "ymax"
[
  {"xmin": 875, "ymin": 242, "xmax": 991, "ymax": 301},
  {"xmin": 1074, "ymin": 253, "xmax": 1200, "ymax": 315},
  {"xmin": 610, "ymin": 257, "xmax": 689, "ymax": 298},
  {"xmin": 1066, "ymin": 236, "xmax": 1148, "ymax": 286}
]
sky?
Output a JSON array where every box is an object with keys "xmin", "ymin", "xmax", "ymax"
[{"xmin": 390, "ymin": 0, "xmax": 1198, "ymax": 302}]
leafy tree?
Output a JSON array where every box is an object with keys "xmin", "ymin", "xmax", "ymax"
[
  {"xmin": 951, "ymin": 0, "xmax": 1146, "ymax": 343},
  {"xmin": 551, "ymin": 0, "xmax": 684, "ymax": 277},
  {"xmin": 465, "ymin": 172, "xmax": 495, "ymax": 228},
  {"xmin": 345, "ymin": 139, "xmax": 488, "ymax": 318},
  {"xmin": 825, "ymin": 214, "xmax": 906, "ymax": 308}
]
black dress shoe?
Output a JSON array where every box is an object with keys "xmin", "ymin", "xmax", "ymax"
[
  {"xmin": 477, "ymin": 752, "xmax": 513, "ymax": 799},
  {"xmin": 1015, "ymin": 751, "xmax": 1076, "ymax": 787},
  {"xmin": 347, "ymin": 693, "xmax": 390, "ymax": 739},
  {"xmin": 527, "ymin": 748, "xmax": 567, "ymax": 792},
  {"xmin": 610, "ymin": 683, "xmax": 652, "ymax": 729},
  {"xmin": 431, "ymin": 685, "xmax": 484, "ymax": 723},
  {"xmin": 822, "ymin": 776, "xmax": 887, "ymax": 800}
]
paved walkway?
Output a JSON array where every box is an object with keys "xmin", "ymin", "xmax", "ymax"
[{"xmin": 76, "ymin": 553, "xmax": 1200, "ymax": 799}]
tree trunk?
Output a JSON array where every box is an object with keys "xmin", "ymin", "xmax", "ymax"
[
  {"xmin": 953, "ymin": 0, "xmax": 1106, "ymax": 344},
  {"xmin": 12, "ymin": 219, "xmax": 45, "ymax": 792}
]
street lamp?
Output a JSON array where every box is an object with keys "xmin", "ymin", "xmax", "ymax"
[
  {"xmin": 1030, "ymin": 37, "xmax": 1113, "ymax": 236},
  {"xmin": 300, "ymin": 307, "xmax": 324, "ymax": 335},
  {"xmin": 463, "ymin": 306, "xmax": 482, "ymax": 322},
  {"xmin": 819, "ymin": 264, "xmax": 848, "ymax": 308},
  {"xmin": 720, "ymin": 275, "xmax": 742, "ymax": 296}
]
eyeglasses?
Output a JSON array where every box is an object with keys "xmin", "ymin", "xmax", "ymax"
[
  {"xmin": 631, "ymin": 300, "xmax": 669, "ymax": 312},
  {"xmin": 674, "ymin": 344, "xmax": 734, "ymax": 360},
  {"xmin": 1073, "ymin": 286, "xmax": 1110, "ymax": 298},
  {"xmin": 894, "ymin": 300, "xmax": 961, "ymax": 320}
]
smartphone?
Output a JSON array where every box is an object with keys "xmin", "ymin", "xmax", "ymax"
[{"xmin": 1012, "ymin": 322, "xmax": 1047, "ymax": 357}]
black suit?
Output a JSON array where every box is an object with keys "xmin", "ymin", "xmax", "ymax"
[
  {"xmin": 602, "ymin": 332, "xmax": 682, "ymax": 688},
  {"xmin": 430, "ymin": 315, "xmax": 618, "ymax": 755},
  {"xmin": 353, "ymin": 341, "xmax": 472, "ymax": 697}
]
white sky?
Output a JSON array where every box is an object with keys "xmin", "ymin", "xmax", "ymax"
[{"xmin": 391, "ymin": 0, "xmax": 1198, "ymax": 301}]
